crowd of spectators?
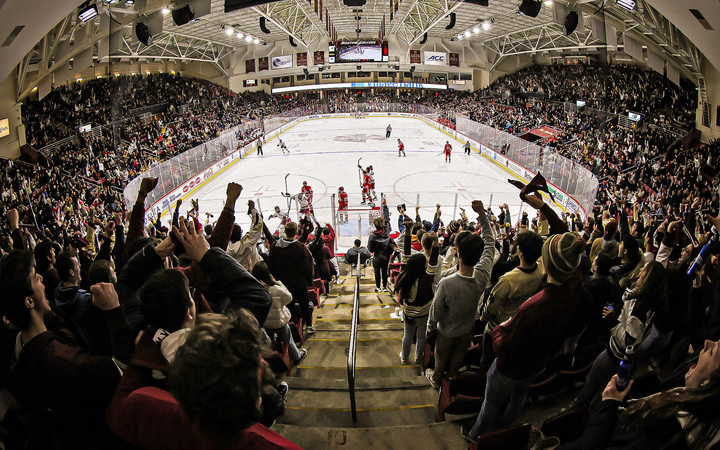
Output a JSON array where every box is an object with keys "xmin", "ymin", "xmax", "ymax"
[{"xmin": 2, "ymin": 63, "xmax": 720, "ymax": 448}]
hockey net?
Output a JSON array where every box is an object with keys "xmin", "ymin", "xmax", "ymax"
[{"xmin": 336, "ymin": 206, "xmax": 381, "ymax": 237}]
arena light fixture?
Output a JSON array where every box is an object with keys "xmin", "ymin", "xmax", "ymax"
[
  {"xmin": 78, "ymin": 2, "xmax": 99, "ymax": 22},
  {"xmin": 464, "ymin": 31, "xmax": 471, "ymax": 38},
  {"xmin": 616, "ymin": 0, "xmax": 635, "ymax": 11},
  {"xmin": 253, "ymin": 38, "xmax": 259, "ymax": 44},
  {"xmin": 245, "ymin": 35, "xmax": 253, "ymax": 42},
  {"xmin": 161, "ymin": 7, "xmax": 170, "ymax": 14},
  {"xmin": 473, "ymin": 27, "xmax": 480, "ymax": 33},
  {"xmin": 225, "ymin": 26, "xmax": 234, "ymax": 35},
  {"xmin": 236, "ymin": 32, "xmax": 244, "ymax": 38},
  {"xmin": 482, "ymin": 21, "xmax": 491, "ymax": 30}
]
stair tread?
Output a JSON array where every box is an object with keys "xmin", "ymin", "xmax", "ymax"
[
  {"xmin": 270, "ymin": 422, "xmax": 467, "ymax": 449},
  {"xmin": 284, "ymin": 375, "xmax": 429, "ymax": 391}
]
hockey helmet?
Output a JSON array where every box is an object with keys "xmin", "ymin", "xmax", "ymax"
[
  {"xmin": 302, "ymin": 181, "xmax": 307, "ymax": 186},
  {"xmin": 339, "ymin": 186, "xmax": 344, "ymax": 191}
]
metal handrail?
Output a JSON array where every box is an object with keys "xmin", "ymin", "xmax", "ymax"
[{"xmin": 347, "ymin": 253, "xmax": 362, "ymax": 423}]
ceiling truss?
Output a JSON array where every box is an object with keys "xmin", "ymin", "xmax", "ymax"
[
  {"xmin": 252, "ymin": 1, "xmax": 329, "ymax": 49},
  {"xmin": 391, "ymin": 0, "xmax": 463, "ymax": 45},
  {"xmin": 112, "ymin": 32, "xmax": 236, "ymax": 76}
]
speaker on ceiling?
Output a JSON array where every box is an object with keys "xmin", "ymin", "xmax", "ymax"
[
  {"xmin": 419, "ymin": 32, "xmax": 427, "ymax": 45},
  {"xmin": 410, "ymin": 66, "xmax": 415, "ymax": 72},
  {"xmin": 260, "ymin": 17, "xmax": 271, "ymax": 34},
  {"xmin": 303, "ymin": 68, "xmax": 310, "ymax": 76},
  {"xmin": 519, "ymin": 0, "xmax": 542, "ymax": 18},
  {"xmin": 172, "ymin": 5, "xmax": 195, "ymax": 26},
  {"xmin": 465, "ymin": 0, "xmax": 489, "ymax": 5},
  {"xmin": 289, "ymin": 36, "xmax": 297, "ymax": 47},
  {"xmin": 563, "ymin": 11, "xmax": 579, "ymax": 35},
  {"xmin": 445, "ymin": 12, "xmax": 456, "ymax": 30},
  {"xmin": 135, "ymin": 22, "xmax": 152, "ymax": 46}
]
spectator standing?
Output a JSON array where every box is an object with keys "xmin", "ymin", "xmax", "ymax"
[{"xmin": 425, "ymin": 200, "xmax": 495, "ymax": 388}]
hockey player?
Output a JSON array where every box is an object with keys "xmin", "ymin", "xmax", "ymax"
[
  {"xmin": 397, "ymin": 139, "xmax": 406, "ymax": 157},
  {"xmin": 357, "ymin": 165, "xmax": 374, "ymax": 205},
  {"xmin": 301, "ymin": 181, "xmax": 313, "ymax": 204},
  {"xmin": 282, "ymin": 192, "xmax": 314, "ymax": 219},
  {"xmin": 338, "ymin": 187, "xmax": 349, "ymax": 223},
  {"xmin": 444, "ymin": 141, "xmax": 452, "ymax": 163},
  {"xmin": 365, "ymin": 166, "xmax": 377, "ymax": 201},
  {"xmin": 277, "ymin": 139, "xmax": 289, "ymax": 153},
  {"xmin": 386, "ymin": 124, "xmax": 392, "ymax": 139},
  {"xmin": 270, "ymin": 205, "xmax": 291, "ymax": 227}
]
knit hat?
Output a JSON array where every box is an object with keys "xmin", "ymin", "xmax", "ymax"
[
  {"xmin": 542, "ymin": 232, "xmax": 586, "ymax": 283},
  {"xmin": 603, "ymin": 220, "xmax": 617, "ymax": 240},
  {"xmin": 448, "ymin": 220, "xmax": 460, "ymax": 234}
]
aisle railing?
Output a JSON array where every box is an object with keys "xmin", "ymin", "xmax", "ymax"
[{"xmin": 347, "ymin": 253, "xmax": 362, "ymax": 423}]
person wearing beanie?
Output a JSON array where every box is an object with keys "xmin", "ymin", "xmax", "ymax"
[
  {"xmin": 589, "ymin": 219, "xmax": 619, "ymax": 263},
  {"xmin": 463, "ymin": 192, "xmax": 586, "ymax": 442}
]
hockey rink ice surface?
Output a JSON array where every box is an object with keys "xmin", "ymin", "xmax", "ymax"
[{"xmin": 176, "ymin": 116, "xmax": 564, "ymax": 249}]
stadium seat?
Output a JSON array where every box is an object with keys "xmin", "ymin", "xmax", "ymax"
[
  {"xmin": 289, "ymin": 318, "xmax": 304, "ymax": 347},
  {"xmin": 437, "ymin": 372, "xmax": 486, "ymax": 421},
  {"xmin": 268, "ymin": 341, "xmax": 292, "ymax": 376},
  {"xmin": 469, "ymin": 422, "xmax": 531, "ymax": 450},
  {"xmin": 540, "ymin": 408, "xmax": 588, "ymax": 444}
]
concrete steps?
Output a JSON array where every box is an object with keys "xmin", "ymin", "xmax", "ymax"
[{"xmin": 270, "ymin": 263, "xmax": 464, "ymax": 448}]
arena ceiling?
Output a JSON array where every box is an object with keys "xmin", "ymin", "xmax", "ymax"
[{"xmin": 1, "ymin": 0, "xmax": 718, "ymax": 101}]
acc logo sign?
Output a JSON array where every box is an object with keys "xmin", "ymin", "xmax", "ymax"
[{"xmin": 427, "ymin": 55, "xmax": 444, "ymax": 61}]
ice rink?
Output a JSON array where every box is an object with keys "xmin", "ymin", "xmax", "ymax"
[{"xmin": 174, "ymin": 116, "xmax": 563, "ymax": 250}]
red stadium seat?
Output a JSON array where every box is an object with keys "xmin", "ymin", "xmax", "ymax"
[{"xmin": 437, "ymin": 372, "xmax": 486, "ymax": 421}]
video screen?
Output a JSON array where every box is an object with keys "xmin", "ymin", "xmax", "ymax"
[{"xmin": 329, "ymin": 41, "xmax": 388, "ymax": 63}]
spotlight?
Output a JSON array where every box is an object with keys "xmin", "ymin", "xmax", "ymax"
[
  {"xmin": 78, "ymin": 2, "xmax": 98, "ymax": 22},
  {"xmin": 473, "ymin": 27, "xmax": 480, "ymax": 33},
  {"xmin": 225, "ymin": 26, "xmax": 234, "ymax": 35},
  {"xmin": 161, "ymin": 7, "xmax": 170, "ymax": 14},
  {"xmin": 482, "ymin": 21, "xmax": 491, "ymax": 30},
  {"xmin": 245, "ymin": 35, "xmax": 252, "ymax": 42},
  {"xmin": 253, "ymin": 38, "xmax": 259, "ymax": 44},
  {"xmin": 236, "ymin": 32, "xmax": 244, "ymax": 38},
  {"xmin": 464, "ymin": 31, "xmax": 471, "ymax": 37}
]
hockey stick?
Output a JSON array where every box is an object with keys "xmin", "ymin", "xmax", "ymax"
[
  {"xmin": 284, "ymin": 173, "xmax": 291, "ymax": 212},
  {"xmin": 357, "ymin": 157, "xmax": 363, "ymax": 188}
]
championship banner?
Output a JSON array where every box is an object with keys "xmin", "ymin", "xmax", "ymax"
[
  {"xmin": 297, "ymin": 52, "xmax": 308, "ymax": 66},
  {"xmin": 0, "ymin": 118, "xmax": 9, "ymax": 138},
  {"xmin": 410, "ymin": 49, "xmax": 421, "ymax": 64},
  {"xmin": 314, "ymin": 50, "xmax": 325, "ymax": 65},
  {"xmin": 424, "ymin": 51, "xmax": 447, "ymax": 65},
  {"xmin": 449, "ymin": 53, "xmax": 459, "ymax": 67},
  {"xmin": 258, "ymin": 57, "xmax": 269, "ymax": 71},
  {"xmin": 245, "ymin": 59, "xmax": 255, "ymax": 73},
  {"xmin": 271, "ymin": 55, "xmax": 293, "ymax": 70}
]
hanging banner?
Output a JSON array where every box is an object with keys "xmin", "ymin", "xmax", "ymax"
[
  {"xmin": 314, "ymin": 50, "xmax": 325, "ymax": 65},
  {"xmin": 297, "ymin": 52, "xmax": 308, "ymax": 66},
  {"xmin": 449, "ymin": 53, "xmax": 459, "ymax": 67},
  {"xmin": 271, "ymin": 54, "xmax": 293, "ymax": 70},
  {"xmin": 258, "ymin": 57, "xmax": 269, "ymax": 71},
  {"xmin": 424, "ymin": 51, "xmax": 447, "ymax": 65},
  {"xmin": 410, "ymin": 49, "xmax": 421, "ymax": 64},
  {"xmin": 245, "ymin": 59, "xmax": 255, "ymax": 73}
]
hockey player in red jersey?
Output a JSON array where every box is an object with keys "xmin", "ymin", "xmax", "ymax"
[
  {"xmin": 397, "ymin": 139, "xmax": 406, "ymax": 157},
  {"xmin": 444, "ymin": 141, "xmax": 452, "ymax": 163},
  {"xmin": 301, "ymin": 181, "xmax": 313, "ymax": 204},
  {"xmin": 337, "ymin": 187, "xmax": 349, "ymax": 223},
  {"xmin": 358, "ymin": 164, "xmax": 374, "ymax": 205}
]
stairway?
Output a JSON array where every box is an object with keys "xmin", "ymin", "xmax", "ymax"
[{"xmin": 272, "ymin": 262, "xmax": 468, "ymax": 449}]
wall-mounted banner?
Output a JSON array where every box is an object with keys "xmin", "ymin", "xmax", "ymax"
[
  {"xmin": 314, "ymin": 50, "xmax": 325, "ymax": 65},
  {"xmin": 410, "ymin": 50, "xmax": 421, "ymax": 64},
  {"xmin": 271, "ymin": 54, "xmax": 293, "ymax": 70},
  {"xmin": 297, "ymin": 52, "xmax": 308, "ymax": 66},
  {"xmin": 424, "ymin": 51, "xmax": 447, "ymax": 65},
  {"xmin": 245, "ymin": 59, "xmax": 255, "ymax": 73},
  {"xmin": 0, "ymin": 118, "xmax": 10, "ymax": 138},
  {"xmin": 258, "ymin": 57, "xmax": 269, "ymax": 71},
  {"xmin": 449, "ymin": 53, "xmax": 459, "ymax": 67}
]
